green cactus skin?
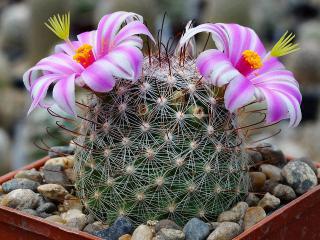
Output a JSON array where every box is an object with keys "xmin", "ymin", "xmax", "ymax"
[{"xmin": 74, "ymin": 56, "xmax": 250, "ymax": 226}]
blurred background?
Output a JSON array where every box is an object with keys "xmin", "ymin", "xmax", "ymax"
[{"xmin": 0, "ymin": 0, "xmax": 319, "ymax": 174}]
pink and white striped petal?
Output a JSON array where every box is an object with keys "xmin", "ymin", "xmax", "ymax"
[
  {"xmin": 52, "ymin": 74, "xmax": 77, "ymax": 116},
  {"xmin": 224, "ymin": 75, "xmax": 255, "ymax": 112},
  {"xmin": 196, "ymin": 49, "xmax": 240, "ymax": 86},
  {"xmin": 55, "ymin": 41, "xmax": 81, "ymax": 56}
]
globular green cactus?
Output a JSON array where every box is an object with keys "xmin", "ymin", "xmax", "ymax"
[{"xmin": 74, "ymin": 56, "xmax": 250, "ymax": 226}]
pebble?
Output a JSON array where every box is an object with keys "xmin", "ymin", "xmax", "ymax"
[
  {"xmin": 93, "ymin": 217, "xmax": 134, "ymax": 240},
  {"xmin": 61, "ymin": 209, "xmax": 87, "ymax": 230},
  {"xmin": 155, "ymin": 219, "xmax": 181, "ymax": 232},
  {"xmin": 262, "ymin": 179, "xmax": 279, "ymax": 193},
  {"xmin": 21, "ymin": 208, "xmax": 38, "ymax": 216},
  {"xmin": 245, "ymin": 193, "xmax": 260, "ymax": 207},
  {"xmin": 64, "ymin": 168, "xmax": 76, "ymax": 183},
  {"xmin": 44, "ymin": 156, "xmax": 74, "ymax": 169},
  {"xmin": 209, "ymin": 222, "xmax": 220, "ymax": 231},
  {"xmin": 243, "ymin": 207, "xmax": 266, "ymax": 230},
  {"xmin": 281, "ymin": 160, "xmax": 317, "ymax": 194},
  {"xmin": 258, "ymin": 193, "xmax": 280, "ymax": 211},
  {"xmin": 272, "ymin": 184, "xmax": 296, "ymax": 202},
  {"xmin": 2, "ymin": 178, "xmax": 40, "ymax": 193},
  {"xmin": 183, "ymin": 218, "xmax": 210, "ymax": 240},
  {"xmin": 42, "ymin": 164, "xmax": 70, "ymax": 187},
  {"xmin": 297, "ymin": 157, "xmax": 317, "ymax": 175},
  {"xmin": 61, "ymin": 195, "xmax": 82, "ymax": 211},
  {"xmin": 259, "ymin": 164, "xmax": 283, "ymax": 182},
  {"xmin": 207, "ymin": 222, "xmax": 241, "ymax": 240},
  {"xmin": 37, "ymin": 184, "xmax": 68, "ymax": 202},
  {"xmin": 246, "ymin": 149, "xmax": 263, "ymax": 165},
  {"xmin": 317, "ymin": 168, "xmax": 320, "ymax": 179},
  {"xmin": 83, "ymin": 221, "xmax": 109, "ymax": 234},
  {"xmin": 119, "ymin": 234, "xmax": 132, "ymax": 240},
  {"xmin": 36, "ymin": 202, "xmax": 57, "ymax": 214},
  {"xmin": 217, "ymin": 202, "xmax": 248, "ymax": 222},
  {"xmin": 256, "ymin": 143, "xmax": 286, "ymax": 167},
  {"xmin": 45, "ymin": 215, "xmax": 66, "ymax": 224},
  {"xmin": 14, "ymin": 168, "xmax": 43, "ymax": 183},
  {"xmin": 249, "ymin": 172, "xmax": 266, "ymax": 192},
  {"xmin": 48, "ymin": 146, "xmax": 75, "ymax": 158},
  {"xmin": 1, "ymin": 189, "xmax": 40, "ymax": 210},
  {"xmin": 156, "ymin": 228, "xmax": 185, "ymax": 240},
  {"xmin": 131, "ymin": 224, "xmax": 153, "ymax": 240}
]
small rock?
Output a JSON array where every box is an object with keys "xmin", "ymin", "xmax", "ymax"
[
  {"xmin": 14, "ymin": 168, "xmax": 43, "ymax": 183},
  {"xmin": 258, "ymin": 193, "xmax": 280, "ymax": 211},
  {"xmin": 157, "ymin": 228, "xmax": 185, "ymax": 240},
  {"xmin": 93, "ymin": 217, "xmax": 134, "ymax": 240},
  {"xmin": 245, "ymin": 193, "xmax": 260, "ymax": 207},
  {"xmin": 132, "ymin": 224, "xmax": 153, "ymax": 240},
  {"xmin": 61, "ymin": 196, "xmax": 82, "ymax": 211},
  {"xmin": 155, "ymin": 219, "xmax": 181, "ymax": 232},
  {"xmin": 64, "ymin": 168, "xmax": 76, "ymax": 183},
  {"xmin": 1, "ymin": 189, "xmax": 40, "ymax": 210},
  {"xmin": 37, "ymin": 184, "xmax": 68, "ymax": 202},
  {"xmin": 119, "ymin": 234, "xmax": 132, "ymax": 240},
  {"xmin": 83, "ymin": 221, "xmax": 109, "ymax": 234},
  {"xmin": 317, "ymin": 168, "xmax": 320, "ymax": 179},
  {"xmin": 44, "ymin": 156, "xmax": 74, "ymax": 169},
  {"xmin": 38, "ymin": 212, "xmax": 53, "ymax": 218},
  {"xmin": 246, "ymin": 149, "xmax": 263, "ymax": 165},
  {"xmin": 262, "ymin": 179, "xmax": 279, "ymax": 193},
  {"xmin": 244, "ymin": 207, "xmax": 266, "ymax": 230},
  {"xmin": 2, "ymin": 178, "xmax": 40, "ymax": 193},
  {"xmin": 42, "ymin": 164, "xmax": 70, "ymax": 187},
  {"xmin": 45, "ymin": 215, "xmax": 66, "ymax": 224},
  {"xmin": 61, "ymin": 209, "xmax": 87, "ymax": 230},
  {"xmin": 183, "ymin": 218, "xmax": 210, "ymax": 240},
  {"xmin": 21, "ymin": 208, "xmax": 38, "ymax": 216},
  {"xmin": 259, "ymin": 164, "xmax": 283, "ymax": 182},
  {"xmin": 209, "ymin": 222, "xmax": 220, "ymax": 231},
  {"xmin": 297, "ymin": 157, "xmax": 317, "ymax": 175},
  {"xmin": 256, "ymin": 143, "xmax": 286, "ymax": 167},
  {"xmin": 36, "ymin": 202, "xmax": 57, "ymax": 214},
  {"xmin": 48, "ymin": 146, "xmax": 75, "ymax": 158},
  {"xmin": 207, "ymin": 222, "xmax": 241, "ymax": 240},
  {"xmin": 249, "ymin": 172, "xmax": 266, "ymax": 192},
  {"xmin": 217, "ymin": 202, "xmax": 248, "ymax": 222},
  {"xmin": 281, "ymin": 160, "xmax": 317, "ymax": 194},
  {"xmin": 272, "ymin": 184, "xmax": 296, "ymax": 202}
]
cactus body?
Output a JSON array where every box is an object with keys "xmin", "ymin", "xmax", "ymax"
[{"xmin": 75, "ymin": 56, "xmax": 249, "ymax": 225}]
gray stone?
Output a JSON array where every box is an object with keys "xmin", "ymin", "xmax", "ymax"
[
  {"xmin": 155, "ymin": 219, "xmax": 181, "ymax": 232},
  {"xmin": 281, "ymin": 160, "xmax": 317, "ymax": 194},
  {"xmin": 48, "ymin": 145, "xmax": 75, "ymax": 158},
  {"xmin": 209, "ymin": 222, "xmax": 220, "ymax": 231},
  {"xmin": 132, "ymin": 224, "xmax": 153, "ymax": 240},
  {"xmin": 217, "ymin": 202, "xmax": 248, "ymax": 222},
  {"xmin": 262, "ymin": 179, "xmax": 279, "ymax": 193},
  {"xmin": 14, "ymin": 168, "xmax": 43, "ymax": 183},
  {"xmin": 244, "ymin": 207, "xmax": 266, "ymax": 230},
  {"xmin": 296, "ymin": 157, "xmax": 317, "ymax": 175},
  {"xmin": 183, "ymin": 218, "xmax": 210, "ymax": 240},
  {"xmin": 259, "ymin": 164, "xmax": 283, "ymax": 182},
  {"xmin": 207, "ymin": 222, "xmax": 241, "ymax": 240},
  {"xmin": 245, "ymin": 193, "xmax": 260, "ymax": 207},
  {"xmin": 93, "ymin": 217, "xmax": 134, "ymax": 240},
  {"xmin": 1, "ymin": 189, "xmax": 40, "ymax": 210},
  {"xmin": 157, "ymin": 228, "xmax": 185, "ymax": 240},
  {"xmin": 83, "ymin": 221, "xmax": 109, "ymax": 234},
  {"xmin": 272, "ymin": 184, "xmax": 296, "ymax": 202},
  {"xmin": 21, "ymin": 208, "xmax": 38, "ymax": 216},
  {"xmin": 2, "ymin": 178, "xmax": 40, "ymax": 193},
  {"xmin": 42, "ymin": 164, "xmax": 70, "ymax": 187},
  {"xmin": 256, "ymin": 143, "xmax": 286, "ymax": 167},
  {"xmin": 37, "ymin": 184, "xmax": 68, "ymax": 202},
  {"xmin": 61, "ymin": 209, "xmax": 87, "ymax": 230},
  {"xmin": 38, "ymin": 212, "xmax": 53, "ymax": 218},
  {"xmin": 258, "ymin": 193, "xmax": 281, "ymax": 211},
  {"xmin": 246, "ymin": 149, "xmax": 263, "ymax": 165},
  {"xmin": 36, "ymin": 202, "xmax": 57, "ymax": 214}
]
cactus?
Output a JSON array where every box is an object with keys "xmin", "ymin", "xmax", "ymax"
[{"xmin": 74, "ymin": 55, "xmax": 250, "ymax": 226}]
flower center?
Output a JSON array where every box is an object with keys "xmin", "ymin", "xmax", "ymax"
[
  {"xmin": 241, "ymin": 50, "xmax": 263, "ymax": 69},
  {"xmin": 73, "ymin": 44, "xmax": 95, "ymax": 68}
]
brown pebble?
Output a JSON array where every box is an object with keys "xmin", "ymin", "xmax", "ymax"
[{"xmin": 249, "ymin": 172, "xmax": 266, "ymax": 192}]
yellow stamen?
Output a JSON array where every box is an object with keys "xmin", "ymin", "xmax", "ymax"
[
  {"xmin": 271, "ymin": 31, "xmax": 300, "ymax": 57},
  {"xmin": 242, "ymin": 50, "xmax": 263, "ymax": 69},
  {"xmin": 73, "ymin": 44, "xmax": 94, "ymax": 68},
  {"xmin": 45, "ymin": 12, "xmax": 70, "ymax": 41}
]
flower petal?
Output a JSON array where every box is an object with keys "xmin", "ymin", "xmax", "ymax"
[
  {"xmin": 113, "ymin": 21, "xmax": 155, "ymax": 47},
  {"xmin": 77, "ymin": 30, "xmax": 97, "ymax": 57},
  {"xmin": 52, "ymin": 74, "xmax": 76, "ymax": 116},
  {"xmin": 80, "ymin": 60, "xmax": 116, "ymax": 92},
  {"xmin": 28, "ymin": 74, "xmax": 60, "ymax": 114},
  {"xmin": 96, "ymin": 11, "xmax": 143, "ymax": 57},
  {"xmin": 196, "ymin": 49, "xmax": 240, "ymax": 86},
  {"xmin": 224, "ymin": 75, "xmax": 255, "ymax": 112},
  {"xmin": 55, "ymin": 41, "xmax": 81, "ymax": 56}
]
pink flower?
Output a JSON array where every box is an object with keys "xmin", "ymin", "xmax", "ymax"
[
  {"xmin": 180, "ymin": 23, "xmax": 302, "ymax": 127},
  {"xmin": 24, "ymin": 11, "xmax": 154, "ymax": 116}
]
